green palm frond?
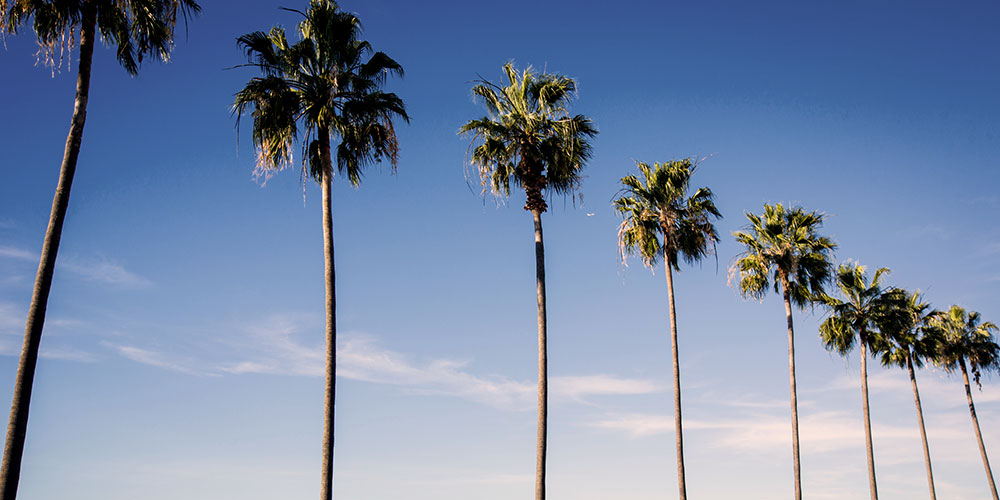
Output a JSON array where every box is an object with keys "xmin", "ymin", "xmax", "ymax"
[
  {"xmin": 613, "ymin": 159, "xmax": 722, "ymax": 272},
  {"xmin": 934, "ymin": 305, "xmax": 1000, "ymax": 388},
  {"xmin": 874, "ymin": 290, "xmax": 942, "ymax": 369},
  {"xmin": 2, "ymin": 0, "xmax": 200, "ymax": 74},
  {"xmin": 817, "ymin": 262, "xmax": 898, "ymax": 357},
  {"xmin": 233, "ymin": 0, "xmax": 408, "ymax": 184},
  {"xmin": 460, "ymin": 62, "xmax": 597, "ymax": 213},
  {"xmin": 730, "ymin": 203, "xmax": 836, "ymax": 307}
]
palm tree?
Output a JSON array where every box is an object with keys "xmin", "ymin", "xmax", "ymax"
[
  {"xmin": 934, "ymin": 305, "xmax": 1000, "ymax": 500},
  {"xmin": 460, "ymin": 62, "xmax": 596, "ymax": 500},
  {"xmin": 233, "ymin": 2, "xmax": 407, "ymax": 499},
  {"xmin": 817, "ymin": 262, "xmax": 900, "ymax": 500},
  {"xmin": 613, "ymin": 159, "xmax": 720, "ymax": 500},
  {"xmin": 876, "ymin": 290, "xmax": 942, "ymax": 500},
  {"xmin": 0, "ymin": 1, "xmax": 200, "ymax": 498},
  {"xmin": 730, "ymin": 203, "xmax": 835, "ymax": 500}
]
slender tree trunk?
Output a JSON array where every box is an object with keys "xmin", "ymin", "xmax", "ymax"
[
  {"xmin": 0, "ymin": 5, "xmax": 97, "ymax": 500},
  {"xmin": 960, "ymin": 359, "xmax": 999, "ymax": 500},
  {"xmin": 531, "ymin": 210, "xmax": 547, "ymax": 500},
  {"xmin": 781, "ymin": 283, "xmax": 802, "ymax": 500},
  {"xmin": 664, "ymin": 260, "xmax": 687, "ymax": 500},
  {"xmin": 906, "ymin": 354, "xmax": 937, "ymax": 500},
  {"xmin": 859, "ymin": 332, "xmax": 878, "ymax": 500},
  {"xmin": 319, "ymin": 128, "xmax": 336, "ymax": 500}
]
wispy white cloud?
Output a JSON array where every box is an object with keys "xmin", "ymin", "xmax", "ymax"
[
  {"xmin": 0, "ymin": 246, "xmax": 152, "ymax": 289},
  {"xmin": 61, "ymin": 260, "xmax": 153, "ymax": 289},
  {"xmin": 0, "ymin": 247, "xmax": 36, "ymax": 261},
  {"xmin": 588, "ymin": 368, "xmax": 997, "ymax": 476},
  {"xmin": 0, "ymin": 302, "xmax": 22, "ymax": 332},
  {"xmin": 552, "ymin": 375, "xmax": 662, "ymax": 401},
  {"xmin": 38, "ymin": 346, "xmax": 97, "ymax": 362},
  {"xmin": 107, "ymin": 314, "xmax": 661, "ymax": 409},
  {"xmin": 105, "ymin": 342, "xmax": 207, "ymax": 376}
]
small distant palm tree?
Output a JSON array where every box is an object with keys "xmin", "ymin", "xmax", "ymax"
[
  {"xmin": 460, "ymin": 62, "xmax": 597, "ymax": 500},
  {"xmin": 817, "ymin": 263, "xmax": 899, "ymax": 500},
  {"xmin": 934, "ymin": 305, "xmax": 1000, "ymax": 500},
  {"xmin": 613, "ymin": 159, "xmax": 721, "ymax": 500},
  {"xmin": 0, "ymin": 1, "xmax": 200, "ymax": 499},
  {"xmin": 877, "ymin": 290, "xmax": 942, "ymax": 500},
  {"xmin": 233, "ymin": 2, "xmax": 407, "ymax": 499},
  {"xmin": 730, "ymin": 203, "xmax": 835, "ymax": 500}
]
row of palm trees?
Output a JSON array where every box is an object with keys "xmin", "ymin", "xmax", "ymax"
[
  {"xmin": 612, "ymin": 161, "xmax": 1000, "ymax": 500},
  {"xmin": 1, "ymin": 2, "xmax": 997, "ymax": 500}
]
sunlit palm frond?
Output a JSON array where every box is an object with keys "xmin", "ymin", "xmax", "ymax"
[
  {"xmin": 613, "ymin": 159, "xmax": 721, "ymax": 272},
  {"xmin": 233, "ymin": 0, "xmax": 407, "ymax": 186},
  {"xmin": 817, "ymin": 262, "xmax": 897, "ymax": 356},
  {"xmin": 934, "ymin": 305, "xmax": 1000, "ymax": 388},
  {"xmin": 460, "ymin": 62, "xmax": 597, "ymax": 212},
  {"xmin": 2, "ymin": 0, "xmax": 200, "ymax": 73},
  {"xmin": 730, "ymin": 203, "xmax": 835, "ymax": 308}
]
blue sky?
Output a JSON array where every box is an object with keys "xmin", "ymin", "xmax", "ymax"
[{"xmin": 1, "ymin": 0, "xmax": 999, "ymax": 498}]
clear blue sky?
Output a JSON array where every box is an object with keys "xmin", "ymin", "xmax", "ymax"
[{"xmin": 1, "ymin": 1, "xmax": 999, "ymax": 499}]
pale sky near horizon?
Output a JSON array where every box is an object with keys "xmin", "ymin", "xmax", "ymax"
[{"xmin": 1, "ymin": 0, "xmax": 999, "ymax": 499}]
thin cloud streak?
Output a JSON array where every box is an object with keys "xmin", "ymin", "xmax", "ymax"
[
  {"xmin": 106, "ymin": 314, "xmax": 662, "ymax": 409},
  {"xmin": 0, "ymin": 246, "xmax": 152, "ymax": 289}
]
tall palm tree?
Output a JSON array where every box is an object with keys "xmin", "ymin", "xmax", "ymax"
[
  {"xmin": 460, "ymin": 62, "xmax": 596, "ymax": 500},
  {"xmin": 730, "ymin": 203, "xmax": 835, "ymax": 500},
  {"xmin": 233, "ymin": 2, "xmax": 407, "ymax": 499},
  {"xmin": 0, "ymin": 1, "xmax": 199, "ymax": 498},
  {"xmin": 876, "ymin": 290, "xmax": 942, "ymax": 500},
  {"xmin": 934, "ymin": 305, "xmax": 1000, "ymax": 500},
  {"xmin": 613, "ymin": 159, "xmax": 720, "ymax": 500},
  {"xmin": 817, "ymin": 262, "xmax": 899, "ymax": 500}
]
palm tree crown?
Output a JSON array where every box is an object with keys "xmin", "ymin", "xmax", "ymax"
[
  {"xmin": 877, "ymin": 290, "xmax": 941, "ymax": 370},
  {"xmin": 731, "ymin": 203, "xmax": 836, "ymax": 305},
  {"xmin": 1, "ymin": 0, "xmax": 200, "ymax": 74},
  {"xmin": 615, "ymin": 159, "xmax": 721, "ymax": 270},
  {"xmin": 817, "ymin": 263, "xmax": 897, "ymax": 354},
  {"xmin": 935, "ymin": 306, "xmax": 999, "ymax": 387},
  {"xmin": 459, "ymin": 62, "xmax": 597, "ymax": 213},
  {"xmin": 233, "ymin": 0, "xmax": 408, "ymax": 183}
]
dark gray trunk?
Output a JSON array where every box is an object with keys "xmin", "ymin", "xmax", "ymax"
[
  {"xmin": 781, "ymin": 282, "xmax": 802, "ymax": 500},
  {"xmin": 664, "ymin": 259, "xmax": 687, "ymax": 500},
  {"xmin": 0, "ymin": 5, "xmax": 97, "ymax": 500},
  {"xmin": 531, "ymin": 210, "xmax": 547, "ymax": 500},
  {"xmin": 906, "ymin": 354, "xmax": 937, "ymax": 500},
  {"xmin": 860, "ymin": 331, "xmax": 878, "ymax": 500},
  {"xmin": 960, "ymin": 359, "xmax": 999, "ymax": 500},
  {"xmin": 319, "ymin": 129, "xmax": 336, "ymax": 500}
]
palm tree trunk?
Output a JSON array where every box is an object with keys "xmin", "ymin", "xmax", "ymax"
[
  {"xmin": 664, "ymin": 260, "xmax": 687, "ymax": 500},
  {"xmin": 960, "ymin": 359, "xmax": 999, "ymax": 500},
  {"xmin": 859, "ymin": 332, "xmax": 878, "ymax": 500},
  {"xmin": 781, "ymin": 284, "xmax": 802, "ymax": 500},
  {"xmin": 531, "ymin": 209, "xmax": 547, "ymax": 500},
  {"xmin": 906, "ymin": 354, "xmax": 937, "ymax": 500},
  {"xmin": 319, "ymin": 129, "xmax": 336, "ymax": 500},
  {"xmin": 0, "ymin": 5, "xmax": 97, "ymax": 500}
]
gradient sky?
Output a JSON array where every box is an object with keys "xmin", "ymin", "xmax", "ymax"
[{"xmin": 1, "ymin": 1, "xmax": 999, "ymax": 499}]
